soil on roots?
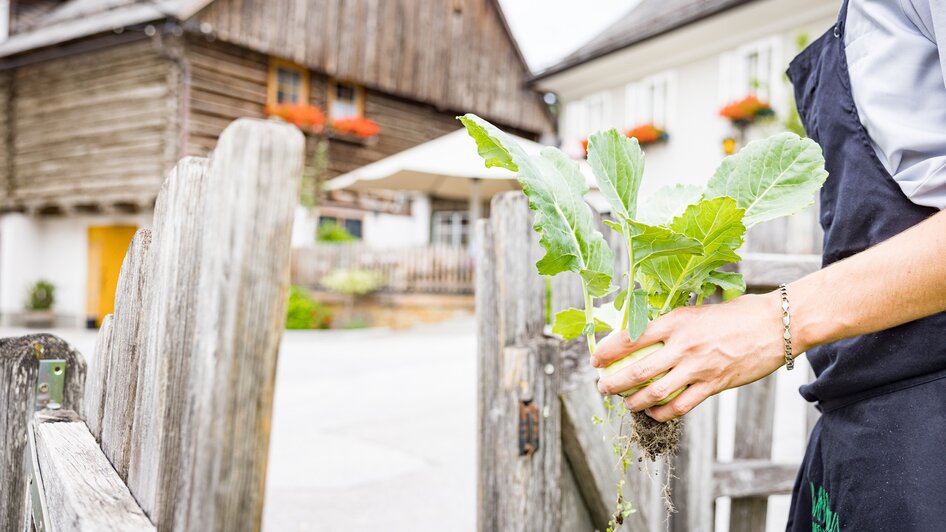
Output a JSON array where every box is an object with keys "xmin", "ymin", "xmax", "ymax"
[{"xmin": 630, "ymin": 411, "xmax": 682, "ymax": 461}]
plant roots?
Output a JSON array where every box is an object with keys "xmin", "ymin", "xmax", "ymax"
[{"xmin": 630, "ymin": 411, "xmax": 682, "ymax": 461}]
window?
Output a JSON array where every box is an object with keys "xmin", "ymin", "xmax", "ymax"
[
  {"xmin": 720, "ymin": 37, "xmax": 783, "ymax": 105},
  {"xmin": 268, "ymin": 58, "xmax": 309, "ymax": 106},
  {"xmin": 431, "ymin": 211, "xmax": 470, "ymax": 247},
  {"xmin": 318, "ymin": 215, "xmax": 362, "ymax": 239},
  {"xmin": 583, "ymin": 92, "xmax": 613, "ymax": 135},
  {"xmin": 625, "ymin": 71, "xmax": 675, "ymax": 129},
  {"xmin": 328, "ymin": 80, "xmax": 365, "ymax": 120}
]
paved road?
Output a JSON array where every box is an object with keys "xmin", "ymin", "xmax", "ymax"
[{"xmin": 1, "ymin": 319, "xmax": 477, "ymax": 532}]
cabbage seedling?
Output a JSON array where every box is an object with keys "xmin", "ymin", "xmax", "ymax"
[{"xmin": 459, "ymin": 113, "xmax": 827, "ymax": 526}]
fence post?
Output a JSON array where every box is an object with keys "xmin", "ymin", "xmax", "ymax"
[
  {"xmin": 0, "ymin": 334, "xmax": 86, "ymax": 529},
  {"xmin": 477, "ymin": 192, "xmax": 555, "ymax": 531},
  {"xmin": 728, "ymin": 378, "xmax": 777, "ymax": 531}
]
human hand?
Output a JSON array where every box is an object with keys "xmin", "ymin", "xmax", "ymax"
[{"xmin": 592, "ymin": 292, "xmax": 792, "ymax": 422}]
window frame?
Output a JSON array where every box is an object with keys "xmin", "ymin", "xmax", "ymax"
[
  {"xmin": 624, "ymin": 70, "xmax": 676, "ymax": 130},
  {"xmin": 267, "ymin": 57, "xmax": 310, "ymax": 107},
  {"xmin": 327, "ymin": 79, "xmax": 366, "ymax": 120},
  {"xmin": 719, "ymin": 37, "xmax": 784, "ymax": 108}
]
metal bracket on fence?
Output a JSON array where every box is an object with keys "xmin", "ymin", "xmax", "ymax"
[
  {"xmin": 27, "ymin": 422, "xmax": 52, "ymax": 532},
  {"xmin": 35, "ymin": 359, "xmax": 66, "ymax": 410}
]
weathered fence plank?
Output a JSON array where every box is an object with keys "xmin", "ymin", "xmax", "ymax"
[
  {"xmin": 33, "ymin": 410, "xmax": 154, "ymax": 532},
  {"xmin": 477, "ymin": 192, "xmax": 557, "ymax": 531},
  {"xmin": 175, "ymin": 118, "xmax": 302, "ymax": 531},
  {"xmin": 737, "ymin": 253, "xmax": 821, "ymax": 290},
  {"xmin": 728, "ymin": 377, "xmax": 777, "ymax": 532},
  {"xmin": 714, "ymin": 460, "xmax": 798, "ymax": 498},
  {"xmin": 100, "ymin": 229, "xmax": 152, "ymax": 480},
  {"xmin": 0, "ymin": 335, "xmax": 86, "ymax": 530},
  {"xmin": 84, "ymin": 314, "xmax": 113, "ymax": 441},
  {"xmin": 670, "ymin": 396, "xmax": 717, "ymax": 532},
  {"xmin": 126, "ymin": 156, "xmax": 210, "ymax": 525}
]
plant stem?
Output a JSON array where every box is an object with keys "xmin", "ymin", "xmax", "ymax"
[
  {"xmin": 659, "ymin": 255, "xmax": 695, "ymax": 315},
  {"xmin": 695, "ymin": 293, "xmax": 704, "ymax": 306},
  {"xmin": 621, "ymin": 231, "xmax": 635, "ymax": 331},
  {"xmin": 583, "ymin": 283, "xmax": 597, "ymax": 354}
]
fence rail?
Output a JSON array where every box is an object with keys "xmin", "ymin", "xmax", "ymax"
[{"xmin": 292, "ymin": 243, "xmax": 475, "ymax": 294}]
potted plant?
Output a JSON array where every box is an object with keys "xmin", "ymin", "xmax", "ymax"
[
  {"xmin": 625, "ymin": 123, "xmax": 669, "ymax": 146},
  {"xmin": 719, "ymin": 94, "xmax": 774, "ymax": 126},
  {"xmin": 321, "ymin": 268, "xmax": 383, "ymax": 327},
  {"xmin": 23, "ymin": 280, "xmax": 56, "ymax": 328},
  {"xmin": 581, "ymin": 124, "xmax": 669, "ymax": 158}
]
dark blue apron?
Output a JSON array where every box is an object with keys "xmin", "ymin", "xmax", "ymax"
[{"xmin": 785, "ymin": 0, "xmax": 946, "ymax": 529}]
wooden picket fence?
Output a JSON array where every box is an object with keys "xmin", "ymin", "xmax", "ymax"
[
  {"xmin": 476, "ymin": 192, "xmax": 821, "ymax": 531},
  {"xmin": 0, "ymin": 118, "xmax": 303, "ymax": 531},
  {"xmin": 292, "ymin": 243, "xmax": 475, "ymax": 294}
]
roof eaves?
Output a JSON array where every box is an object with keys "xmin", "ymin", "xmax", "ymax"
[{"xmin": 529, "ymin": 0, "xmax": 754, "ymax": 85}]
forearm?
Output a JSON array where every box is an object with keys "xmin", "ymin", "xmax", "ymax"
[{"xmin": 790, "ymin": 208, "xmax": 946, "ymax": 353}]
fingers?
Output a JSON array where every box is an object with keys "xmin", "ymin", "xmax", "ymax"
[
  {"xmin": 596, "ymin": 343, "xmax": 680, "ymax": 395},
  {"xmin": 643, "ymin": 383, "xmax": 713, "ymax": 422},
  {"xmin": 591, "ymin": 316, "xmax": 672, "ymax": 368},
  {"xmin": 621, "ymin": 366, "xmax": 692, "ymax": 412}
]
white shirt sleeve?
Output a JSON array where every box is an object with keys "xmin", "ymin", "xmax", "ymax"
[{"xmin": 845, "ymin": 0, "xmax": 946, "ymax": 209}]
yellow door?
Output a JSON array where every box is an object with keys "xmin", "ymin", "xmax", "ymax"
[{"xmin": 86, "ymin": 226, "xmax": 137, "ymax": 327}]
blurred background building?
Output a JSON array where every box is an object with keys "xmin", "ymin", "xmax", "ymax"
[{"xmin": 0, "ymin": 0, "xmax": 551, "ymax": 327}]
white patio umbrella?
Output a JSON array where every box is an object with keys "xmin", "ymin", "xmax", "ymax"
[{"xmin": 324, "ymin": 129, "xmax": 603, "ymax": 220}]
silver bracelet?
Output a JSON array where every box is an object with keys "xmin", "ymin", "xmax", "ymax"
[{"xmin": 778, "ymin": 284, "xmax": 794, "ymax": 370}]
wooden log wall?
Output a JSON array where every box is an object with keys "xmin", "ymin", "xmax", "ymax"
[
  {"xmin": 8, "ymin": 40, "xmax": 175, "ymax": 211},
  {"xmin": 0, "ymin": 334, "xmax": 86, "ymax": 530},
  {"xmin": 184, "ymin": 36, "xmax": 466, "ymax": 179},
  {"xmin": 0, "ymin": 70, "xmax": 10, "ymax": 207},
  {"xmin": 190, "ymin": 0, "xmax": 552, "ymax": 135}
]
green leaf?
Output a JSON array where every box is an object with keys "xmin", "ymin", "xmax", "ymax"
[
  {"xmin": 603, "ymin": 218, "xmax": 624, "ymax": 234},
  {"xmin": 459, "ymin": 114, "xmax": 615, "ymax": 296},
  {"xmin": 587, "ymin": 129, "xmax": 645, "ymax": 220},
  {"xmin": 627, "ymin": 289, "xmax": 648, "ymax": 341},
  {"xmin": 637, "ymin": 184, "xmax": 703, "ymax": 226},
  {"xmin": 638, "ymin": 197, "xmax": 746, "ymax": 300},
  {"xmin": 700, "ymin": 270, "xmax": 746, "ymax": 300},
  {"xmin": 613, "ymin": 288, "xmax": 628, "ymax": 311},
  {"xmin": 706, "ymin": 270, "xmax": 746, "ymax": 292},
  {"xmin": 457, "ymin": 115, "xmax": 517, "ymax": 171},
  {"xmin": 552, "ymin": 308, "xmax": 611, "ymax": 341},
  {"xmin": 705, "ymin": 133, "xmax": 828, "ymax": 228},
  {"xmin": 626, "ymin": 221, "xmax": 703, "ymax": 266}
]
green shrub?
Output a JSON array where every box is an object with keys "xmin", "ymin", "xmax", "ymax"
[
  {"xmin": 321, "ymin": 269, "xmax": 383, "ymax": 296},
  {"xmin": 25, "ymin": 280, "xmax": 55, "ymax": 311},
  {"xmin": 317, "ymin": 221, "xmax": 357, "ymax": 243},
  {"xmin": 285, "ymin": 286, "xmax": 333, "ymax": 329}
]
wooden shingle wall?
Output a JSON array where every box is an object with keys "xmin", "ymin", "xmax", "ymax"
[
  {"xmin": 0, "ymin": 71, "xmax": 10, "ymax": 207},
  {"xmin": 8, "ymin": 40, "xmax": 176, "ymax": 212},
  {"xmin": 191, "ymin": 0, "xmax": 552, "ymax": 135}
]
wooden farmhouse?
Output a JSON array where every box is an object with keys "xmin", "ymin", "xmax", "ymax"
[{"xmin": 0, "ymin": 0, "xmax": 552, "ymax": 327}]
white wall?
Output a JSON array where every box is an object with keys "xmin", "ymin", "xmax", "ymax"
[
  {"xmin": 0, "ymin": 211, "xmax": 152, "ymax": 327},
  {"xmin": 362, "ymin": 193, "xmax": 431, "ymax": 248},
  {"xmin": 545, "ymin": 0, "xmax": 838, "ymax": 200}
]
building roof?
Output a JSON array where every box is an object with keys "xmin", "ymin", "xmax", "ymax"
[
  {"xmin": 0, "ymin": 0, "xmax": 212, "ymax": 58},
  {"xmin": 531, "ymin": 0, "xmax": 757, "ymax": 82}
]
